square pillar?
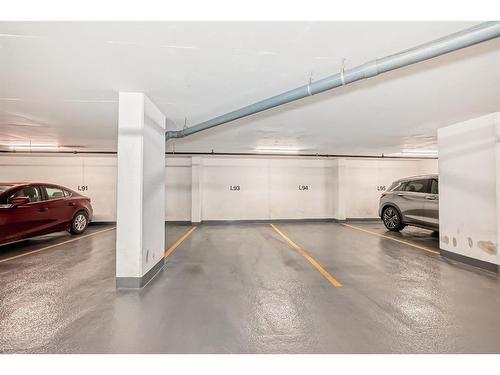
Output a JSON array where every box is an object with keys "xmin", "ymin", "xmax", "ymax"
[
  {"xmin": 438, "ymin": 112, "xmax": 500, "ymax": 273},
  {"xmin": 333, "ymin": 158, "xmax": 347, "ymax": 221},
  {"xmin": 116, "ymin": 92, "xmax": 166, "ymax": 288},
  {"xmin": 191, "ymin": 157, "xmax": 202, "ymax": 223}
]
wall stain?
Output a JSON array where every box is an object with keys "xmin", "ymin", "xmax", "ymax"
[
  {"xmin": 452, "ymin": 237, "xmax": 457, "ymax": 247},
  {"xmin": 477, "ymin": 240, "xmax": 497, "ymax": 255},
  {"xmin": 441, "ymin": 235, "xmax": 449, "ymax": 244},
  {"xmin": 467, "ymin": 237, "xmax": 473, "ymax": 248}
]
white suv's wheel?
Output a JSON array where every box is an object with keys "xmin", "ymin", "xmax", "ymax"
[
  {"xmin": 382, "ymin": 206, "xmax": 405, "ymax": 232},
  {"xmin": 70, "ymin": 211, "xmax": 88, "ymax": 235}
]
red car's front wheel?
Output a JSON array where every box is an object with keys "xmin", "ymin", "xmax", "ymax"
[{"xmin": 70, "ymin": 211, "xmax": 88, "ymax": 235}]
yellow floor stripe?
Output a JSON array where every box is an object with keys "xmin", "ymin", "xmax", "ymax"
[
  {"xmin": 0, "ymin": 226, "xmax": 116, "ymax": 264},
  {"xmin": 342, "ymin": 223, "xmax": 440, "ymax": 255},
  {"xmin": 270, "ymin": 224, "xmax": 342, "ymax": 288},
  {"xmin": 164, "ymin": 226, "xmax": 197, "ymax": 258}
]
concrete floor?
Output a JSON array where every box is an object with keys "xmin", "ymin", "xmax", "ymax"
[{"xmin": 1, "ymin": 221, "xmax": 500, "ymax": 353}]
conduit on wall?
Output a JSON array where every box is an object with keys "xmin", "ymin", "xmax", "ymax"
[{"xmin": 165, "ymin": 21, "xmax": 500, "ymax": 141}]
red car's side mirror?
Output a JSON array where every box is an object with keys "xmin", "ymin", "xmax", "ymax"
[{"xmin": 10, "ymin": 197, "xmax": 31, "ymax": 207}]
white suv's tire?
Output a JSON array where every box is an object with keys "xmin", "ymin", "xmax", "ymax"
[{"xmin": 382, "ymin": 206, "xmax": 405, "ymax": 232}]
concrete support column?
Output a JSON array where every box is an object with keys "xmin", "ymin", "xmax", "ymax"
[
  {"xmin": 116, "ymin": 92, "xmax": 166, "ymax": 288},
  {"xmin": 191, "ymin": 157, "xmax": 202, "ymax": 223},
  {"xmin": 438, "ymin": 112, "xmax": 500, "ymax": 273},
  {"xmin": 333, "ymin": 158, "xmax": 347, "ymax": 221}
]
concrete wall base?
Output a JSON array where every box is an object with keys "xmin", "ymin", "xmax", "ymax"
[
  {"xmin": 116, "ymin": 258, "xmax": 165, "ymax": 289},
  {"xmin": 440, "ymin": 249, "xmax": 499, "ymax": 274}
]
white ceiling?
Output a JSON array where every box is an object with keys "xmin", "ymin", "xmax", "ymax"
[{"xmin": 0, "ymin": 21, "xmax": 499, "ymax": 155}]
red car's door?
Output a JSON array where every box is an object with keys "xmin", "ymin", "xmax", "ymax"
[
  {"xmin": 41, "ymin": 185, "xmax": 75, "ymax": 229},
  {"xmin": 0, "ymin": 186, "xmax": 49, "ymax": 244}
]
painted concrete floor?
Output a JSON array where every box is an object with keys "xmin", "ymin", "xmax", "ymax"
[{"xmin": 1, "ymin": 221, "xmax": 500, "ymax": 353}]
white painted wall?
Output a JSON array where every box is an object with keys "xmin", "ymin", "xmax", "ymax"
[
  {"xmin": 165, "ymin": 158, "xmax": 192, "ymax": 222},
  {"xmin": 438, "ymin": 113, "xmax": 500, "ymax": 266},
  {"xmin": 0, "ymin": 155, "xmax": 192, "ymax": 222},
  {"xmin": 0, "ymin": 154, "xmax": 437, "ymax": 222},
  {"xmin": 202, "ymin": 158, "xmax": 270, "ymax": 220},
  {"xmin": 0, "ymin": 155, "xmax": 117, "ymax": 221},
  {"xmin": 200, "ymin": 158, "xmax": 337, "ymax": 220},
  {"xmin": 269, "ymin": 159, "xmax": 334, "ymax": 220}
]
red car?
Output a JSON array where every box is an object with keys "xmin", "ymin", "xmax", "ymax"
[{"xmin": 0, "ymin": 182, "xmax": 93, "ymax": 246}]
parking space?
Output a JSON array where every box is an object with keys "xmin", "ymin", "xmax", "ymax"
[
  {"xmin": 1, "ymin": 221, "xmax": 499, "ymax": 353},
  {"xmin": 342, "ymin": 221, "xmax": 440, "ymax": 253},
  {"xmin": 0, "ymin": 223, "xmax": 116, "ymax": 263}
]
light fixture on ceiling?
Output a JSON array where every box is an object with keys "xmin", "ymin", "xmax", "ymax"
[
  {"xmin": 0, "ymin": 33, "xmax": 40, "ymax": 39},
  {"xmin": 2, "ymin": 143, "xmax": 61, "ymax": 151},
  {"xmin": 61, "ymin": 99, "xmax": 117, "ymax": 103},
  {"xmin": 5, "ymin": 123, "xmax": 42, "ymax": 127},
  {"xmin": 106, "ymin": 40, "xmax": 136, "ymax": 46},
  {"xmin": 254, "ymin": 146, "xmax": 302, "ymax": 154},
  {"xmin": 387, "ymin": 149, "xmax": 438, "ymax": 157},
  {"xmin": 256, "ymin": 51, "xmax": 277, "ymax": 56},
  {"xmin": 161, "ymin": 45, "xmax": 196, "ymax": 50},
  {"xmin": 107, "ymin": 40, "xmax": 196, "ymax": 50}
]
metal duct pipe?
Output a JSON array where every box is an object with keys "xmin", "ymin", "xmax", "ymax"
[{"xmin": 165, "ymin": 21, "xmax": 500, "ymax": 140}]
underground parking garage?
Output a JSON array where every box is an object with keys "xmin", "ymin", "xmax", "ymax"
[{"xmin": 1, "ymin": 18, "xmax": 500, "ymax": 357}]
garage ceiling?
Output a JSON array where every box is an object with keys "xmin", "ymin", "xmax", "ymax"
[{"xmin": 0, "ymin": 21, "xmax": 499, "ymax": 155}]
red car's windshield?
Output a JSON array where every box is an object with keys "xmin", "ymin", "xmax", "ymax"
[{"xmin": 0, "ymin": 185, "xmax": 13, "ymax": 195}]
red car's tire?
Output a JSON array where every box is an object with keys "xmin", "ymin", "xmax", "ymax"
[{"xmin": 70, "ymin": 211, "xmax": 88, "ymax": 235}]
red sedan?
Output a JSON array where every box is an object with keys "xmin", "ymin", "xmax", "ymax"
[{"xmin": 0, "ymin": 182, "xmax": 93, "ymax": 246}]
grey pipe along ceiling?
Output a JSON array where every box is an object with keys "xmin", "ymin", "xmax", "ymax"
[{"xmin": 165, "ymin": 21, "xmax": 500, "ymax": 141}]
